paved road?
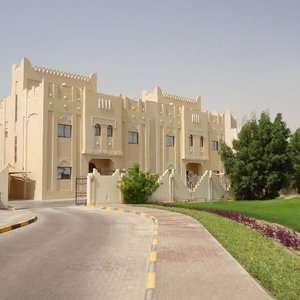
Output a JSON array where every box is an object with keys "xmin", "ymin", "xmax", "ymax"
[{"xmin": 0, "ymin": 201, "xmax": 152, "ymax": 300}]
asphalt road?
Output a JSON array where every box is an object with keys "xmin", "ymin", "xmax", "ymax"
[{"xmin": 0, "ymin": 201, "xmax": 152, "ymax": 300}]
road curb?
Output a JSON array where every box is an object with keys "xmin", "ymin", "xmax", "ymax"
[
  {"xmin": 102, "ymin": 206, "xmax": 158, "ymax": 300},
  {"xmin": 0, "ymin": 215, "xmax": 38, "ymax": 234}
]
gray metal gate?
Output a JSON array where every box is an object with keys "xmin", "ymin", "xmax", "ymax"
[{"xmin": 75, "ymin": 177, "xmax": 87, "ymax": 205}]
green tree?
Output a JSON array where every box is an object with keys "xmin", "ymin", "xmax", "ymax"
[
  {"xmin": 263, "ymin": 113, "xmax": 291, "ymax": 198},
  {"xmin": 119, "ymin": 164, "xmax": 160, "ymax": 204},
  {"xmin": 220, "ymin": 112, "xmax": 291, "ymax": 200},
  {"xmin": 289, "ymin": 128, "xmax": 300, "ymax": 193}
]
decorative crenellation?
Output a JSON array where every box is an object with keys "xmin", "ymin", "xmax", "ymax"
[
  {"xmin": 163, "ymin": 92, "xmax": 197, "ymax": 103},
  {"xmin": 33, "ymin": 65, "xmax": 91, "ymax": 82},
  {"xmin": 98, "ymin": 98, "xmax": 112, "ymax": 110},
  {"xmin": 192, "ymin": 113, "xmax": 200, "ymax": 123}
]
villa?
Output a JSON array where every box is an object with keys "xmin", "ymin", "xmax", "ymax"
[{"xmin": 0, "ymin": 58, "xmax": 237, "ymax": 200}]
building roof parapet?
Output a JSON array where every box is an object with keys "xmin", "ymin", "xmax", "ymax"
[
  {"xmin": 33, "ymin": 65, "xmax": 91, "ymax": 82},
  {"xmin": 162, "ymin": 92, "xmax": 197, "ymax": 103}
]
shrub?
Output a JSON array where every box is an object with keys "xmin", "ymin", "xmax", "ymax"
[{"xmin": 119, "ymin": 164, "xmax": 160, "ymax": 204}]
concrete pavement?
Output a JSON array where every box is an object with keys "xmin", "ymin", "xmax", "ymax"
[
  {"xmin": 2, "ymin": 200, "xmax": 273, "ymax": 299},
  {"xmin": 0, "ymin": 208, "xmax": 37, "ymax": 233},
  {"xmin": 106, "ymin": 205, "xmax": 273, "ymax": 300},
  {"xmin": 0, "ymin": 204, "xmax": 153, "ymax": 300},
  {"xmin": 0, "ymin": 199, "xmax": 74, "ymax": 229}
]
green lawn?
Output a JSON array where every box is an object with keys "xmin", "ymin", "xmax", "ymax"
[
  {"xmin": 171, "ymin": 198, "xmax": 300, "ymax": 231},
  {"xmin": 143, "ymin": 205, "xmax": 300, "ymax": 300}
]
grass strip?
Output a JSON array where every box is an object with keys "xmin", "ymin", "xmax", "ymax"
[
  {"xmin": 170, "ymin": 198, "xmax": 300, "ymax": 232},
  {"xmin": 142, "ymin": 205, "xmax": 300, "ymax": 300}
]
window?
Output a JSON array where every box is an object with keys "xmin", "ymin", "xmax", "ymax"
[
  {"xmin": 15, "ymin": 95, "xmax": 18, "ymax": 122},
  {"xmin": 200, "ymin": 136, "xmax": 204, "ymax": 147},
  {"xmin": 57, "ymin": 167, "xmax": 72, "ymax": 180},
  {"xmin": 188, "ymin": 135, "xmax": 193, "ymax": 147},
  {"xmin": 58, "ymin": 124, "xmax": 72, "ymax": 138},
  {"xmin": 95, "ymin": 124, "xmax": 101, "ymax": 136},
  {"xmin": 211, "ymin": 140, "xmax": 219, "ymax": 151},
  {"xmin": 128, "ymin": 131, "xmax": 138, "ymax": 144},
  {"xmin": 166, "ymin": 135, "xmax": 175, "ymax": 147},
  {"xmin": 107, "ymin": 125, "xmax": 113, "ymax": 137},
  {"xmin": 14, "ymin": 136, "xmax": 17, "ymax": 163}
]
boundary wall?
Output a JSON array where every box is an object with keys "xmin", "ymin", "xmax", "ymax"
[
  {"xmin": 0, "ymin": 166, "xmax": 9, "ymax": 208},
  {"xmin": 87, "ymin": 169, "xmax": 225, "ymax": 205}
]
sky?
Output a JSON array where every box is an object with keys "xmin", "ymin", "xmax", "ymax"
[{"xmin": 0, "ymin": 0, "xmax": 299, "ymax": 131}]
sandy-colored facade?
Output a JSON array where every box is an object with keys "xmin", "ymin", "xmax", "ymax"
[{"xmin": 0, "ymin": 58, "xmax": 238, "ymax": 200}]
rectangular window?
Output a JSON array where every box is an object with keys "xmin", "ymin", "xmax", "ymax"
[
  {"xmin": 166, "ymin": 135, "xmax": 175, "ymax": 147},
  {"xmin": 58, "ymin": 124, "xmax": 72, "ymax": 138},
  {"xmin": 188, "ymin": 135, "xmax": 193, "ymax": 147},
  {"xmin": 57, "ymin": 167, "xmax": 72, "ymax": 180},
  {"xmin": 14, "ymin": 136, "xmax": 17, "ymax": 163},
  {"xmin": 128, "ymin": 131, "xmax": 138, "ymax": 144},
  {"xmin": 200, "ymin": 136, "xmax": 204, "ymax": 147},
  {"xmin": 15, "ymin": 95, "xmax": 18, "ymax": 122},
  {"xmin": 211, "ymin": 141, "xmax": 219, "ymax": 151}
]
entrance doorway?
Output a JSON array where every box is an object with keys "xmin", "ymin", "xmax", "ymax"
[
  {"xmin": 186, "ymin": 163, "xmax": 202, "ymax": 189},
  {"xmin": 89, "ymin": 159, "xmax": 114, "ymax": 175},
  {"xmin": 89, "ymin": 162, "xmax": 96, "ymax": 173}
]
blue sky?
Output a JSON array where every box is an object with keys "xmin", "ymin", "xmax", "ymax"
[{"xmin": 1, "ymin": 0, "xmax": 299, "ymax": 130}]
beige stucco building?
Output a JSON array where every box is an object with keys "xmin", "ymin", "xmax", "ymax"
[{"xmin": 0, "ymin": 58, "xmax": 237, "ymax": 200}]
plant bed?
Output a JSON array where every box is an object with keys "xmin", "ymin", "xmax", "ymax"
[
  {"xmin": 166, "ymin": 198, "xmax": 300, "ymax": 232},
  {"xmin": 158, "ymin": 202, "xmax": 300, "ymax": 253}
]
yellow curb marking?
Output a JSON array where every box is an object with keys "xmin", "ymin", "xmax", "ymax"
[
  {"xmin": 0, "ymin": 215, "xmax": 38, "ymax": 234},
  {"xmin": 0, "ymin": 227, "xmax": 11, "ymax": 233},
  {"xmin": 146, "ymin": 272, "xmax": 155, "ymax": 289},
  {"xmin": 103, "ymin": 206, "xmax": 157, "ymax": 297},
  {"xmin": 88, "ymin": 205, "xmax": 95, "ymax": 208},
  {"xmin": 149, "ymin": 251, "xmax": 157, "ymax": 261},
  {"xmin": 21, "ymin": 221, "xmax": 29, "ymax": 227}
]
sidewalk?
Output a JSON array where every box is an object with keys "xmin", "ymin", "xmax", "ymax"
[
  {"xmin": 0, "ymin": 209, "xmax": 36, "ymax": 229},
  {"xmin": 104, "ymin": 205, "xmax": 273, "ymax": 300}
]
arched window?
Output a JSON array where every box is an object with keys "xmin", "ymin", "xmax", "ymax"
[
  {"xmin": 107, "ymin": 125, "xmax": 113, "ymax": 137},
  {"xmin": 95, "ymin": 124, "xmax": 101, "ymax": 136}
]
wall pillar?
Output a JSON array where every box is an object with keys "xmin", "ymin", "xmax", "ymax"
[
  {"xmin": 86, "ymin": 173, "xmax": 94, "ymax": 205},
  {"xmin": 168, "ymin": 169, "xmax": 174, "ymax": 202},
  {"xmin": 208, "ymin": 170, "xmax": 212, "ymax": 201}
]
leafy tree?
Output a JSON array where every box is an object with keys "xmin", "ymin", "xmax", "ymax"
[
  {"xmin": 263, "ymin": 113, "xmax": 291, "ymax": 198},
  {"xmin": 119, "ymin": 164, "xmax": 160, "ymax": 204},
  {"xmin": 289, "ymin": 128, "xmax": 300, "ymax": 193},
  {"xmin": 220, "ymin": 112, "xmax": 291, "ymax": 200}
]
